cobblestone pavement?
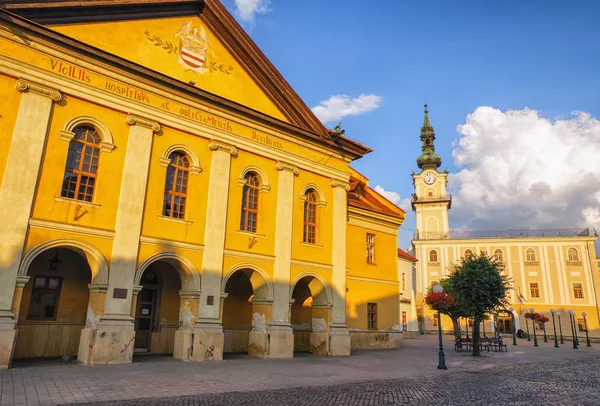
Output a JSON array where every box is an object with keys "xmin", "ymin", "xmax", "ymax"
[
  {"xmin": 76, "ymin": 358, "xmax": 600, "ymax": 406},
  {"xmin": 2, "ymin": 336, "xmax": 599, "ymax": 405}
]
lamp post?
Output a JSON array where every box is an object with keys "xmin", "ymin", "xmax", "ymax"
[
  {"xmin": 530, "ymin": 308, "xmax": 539, "ymax": 347},
  {"xmin": 568, "ymin": 310, "xmax": 578, "ymax": 349},
  {"xmin": 525, "ymin": 313, "xmax": 531, "ymax": 342},
  {"xmin": 582, "ymin": 312, "xmax": 591, "ymax": 347},
  {"xmin": 557, "ymin": 312, "xmax": 565, "ymax": 344},
  {"xmin": 465, "ymin": 318, "xmax": 469, "ymax": 341},
  {"xmin": 573, "ymin": 312, "xmax": 580, "ymax": 347},
  {"xmin": 550, "ymin": 309, "xmax": 559, "ymax": 348},
  {"xmin": 508, "ymin": 307, "xmax": 517, "ymax": 346},
  {"xmin": 541, "ymin": 312, "xmax": 548, "ymax": 343},
  {"xmin": 482, "ymin": 317, "xmax": 486, "ymax": 339},
  {"xmin": 433, "ymin": 284, "xmax": 447, "ymax": 370}
]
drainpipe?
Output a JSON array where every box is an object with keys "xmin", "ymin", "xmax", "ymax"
[{"xmin": 584, "ymin": 242, "xmax": 600, "ymax": 323}]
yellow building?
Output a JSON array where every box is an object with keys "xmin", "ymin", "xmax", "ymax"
[
  {"xmin": 0, "ymin": 0, "xmax": 405, "ymax": 369},
  {"xmin": 412, "ymin": 106, "xmax": 600, "ymax": 338}
]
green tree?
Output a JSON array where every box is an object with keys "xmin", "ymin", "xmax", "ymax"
[
  {"xmin": 425, "ymin": 279, "xmax": 464, "ymax": 339},
  {"xmin": 449, "ymin": 252, "xmax": 512, "ymax": 356}
]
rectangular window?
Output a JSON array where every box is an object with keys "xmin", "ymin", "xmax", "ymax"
[
  {"xmin": 529, "ymin": 282, "xmax": 540, "ymax": 299},
  {"xmin": 366, "ymin": 234, "xmax": 375, "ymax": 264},
  {"xmin": 433, "ymin": 313, "xmax": 439, "ymax": 327},
  {"xmin": 402, "ymin": 311, "xmax": 407, "ymax": 331},
  {"xmin": 577, "ymin": 318, "xmax": 586, "ymax": 332},
  {"xmin": 401, "ymin": 273, "xmax": 406, "ymax": 290},
  {"xmin": 367, "ymin": 303, "xmax": 377, "ymax": 330},
  {"xmin": 27, "ymin": 276, "xmax": 62, "ymax": 320},
  {"xmin": 573, "ymin": 283, "xmax": 584, "ymax": 299}
]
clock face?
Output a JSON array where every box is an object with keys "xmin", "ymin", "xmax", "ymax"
[{"xmin": 423, "ymin": 173, "xmax": 437, "ymax": 185}]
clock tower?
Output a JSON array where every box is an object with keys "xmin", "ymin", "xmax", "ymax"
[{"xmin": 411, "ymin": 105, "xmax": 451, "ymax": 239}]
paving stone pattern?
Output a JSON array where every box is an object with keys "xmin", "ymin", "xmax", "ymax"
[{"xmin": 76, "ymin": 358, "xmax": 600, "ymax": 406}]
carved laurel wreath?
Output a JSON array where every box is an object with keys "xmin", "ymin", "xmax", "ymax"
[{"xmin": 144, "ymin": 29, "xmax": 234, "ymax": 75}]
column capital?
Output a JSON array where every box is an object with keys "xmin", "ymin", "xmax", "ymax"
[
  {"xmin": 125, "ymin": 114, "xmax": 161, "ymax": 133},
  {"xmin": 88, "ymin": 283, "xmax": 110, "ymax": 294},
  {"xmin": 15, "ymin": 276, "xmax": 30, "ymax": 288},
  {"xmin": 208, "ymin": 139, "xmax": 238, "ymax": 157},
  {"xmin": 330, "ymin": 178, "xmax": 350, "ymax": 190},
  {"xmin": 275, "ymin": 161, "xmax": 299, "ymax": 176},
  {"xmin": 16, "ymin": 79, "xmax": 62, "ymax": 102},
  {"xmin": 179, "ymin": 290, "xmax": 201, "ymax": 299},
  {"xmin": 132, "ymin": 285, "xmax": 143, "ymax": 295}
]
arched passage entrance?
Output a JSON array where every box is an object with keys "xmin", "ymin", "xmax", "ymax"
[
  {"xmin": 14, "ymin": 239, "xmax": 109, "ymax": 361},
  {"xmin": 291, "ymin": 274, "xmax": 332, "ymax": 355},
  {"xmin": 221, "ymin": 265, "xmax": 272, "ymax": 358},
  {"xmin": 133, "ymin": 253, "xmax": 201, "ymax": 356}
]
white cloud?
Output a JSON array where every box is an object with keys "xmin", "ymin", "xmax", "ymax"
[
  {"xmin": 312, "ymin": 94, "xmax": 381, "ymax": 123},
  {"xmin": 374, "ymin": 185, "xmax": 411, "ymax": 212},
  {"xmin": 449, "ymin": 107, "xmax": 600, "ymax": 234},
  {"xmin": 234, "ymin": 0, "xmax": 271, "ymax": 22}
]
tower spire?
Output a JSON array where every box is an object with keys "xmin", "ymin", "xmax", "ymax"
[{"xmin": 417, "ymin": 104, "xmax": 442, "ymax": 170}]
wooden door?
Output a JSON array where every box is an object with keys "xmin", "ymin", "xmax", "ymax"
[{"xmin": 134, "ymin": 288, "xmax": 157, "ymax": 350}]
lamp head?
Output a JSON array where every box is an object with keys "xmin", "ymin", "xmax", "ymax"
[
  {"xmin": 529, "ymin": 308, "xmax": 535, "ymax": 313},
  {"xmin": 557, "ymin": 312, "xmax": 561, "ymax": 317},
  {"xmin": 550, "ymin": 308, "xmax": 555, "ymax": 314},
  {"xmin": 432, "ymin": 284, "xmax": 443, "ymax": 294},
  {"xmin": 582, "ymin": 312, "xmax": 587, "ymax": 317},
  {"xmin": 568, "ymin": 310, "xmax": 574, "ymax": 315},
  {"xmin": 508, "ymin": 307, "xmax": 513, "ymax": 312}
]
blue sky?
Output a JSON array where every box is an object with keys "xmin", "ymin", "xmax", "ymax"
[{"xmin": 224, "ymin": 0, "xmax": 600, "ymax": 250}]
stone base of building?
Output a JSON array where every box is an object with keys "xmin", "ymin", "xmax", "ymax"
[
  {"xmin": 191, "ymin": 324, "xmax": 224, "ymax": 361},
  {"xmin": 309, "ymin": 332, "xmax": 329, "ymax": 355},
  {"xmin": 248, "ymin": 331, "xmax": 268, "ymax": 358},
  {"xmin": 329, "ymin": 325, "xmax": 351, "ymax": 356},
  {"xmin": 79, "ymin": 316, "xmax": 135, "ymax": 365},
  {"xmin": 0, "ymin": 328, "xmax": 17, "ymax": 370},
  {"xmin": 266, "ymin": 323, "xmax": 293, "ymax": 359},
  {"xmin": 403, "ymin": 331, "xmax": 421, "ymax": 339},
  {"xmin": 173, "ymin": 330, "xmax": 194, "ymax": 361},
  {"xmin": 350, "ymin": 330, "xmax": 403, "ymax": 350}
]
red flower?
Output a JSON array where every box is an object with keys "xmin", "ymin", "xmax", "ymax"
[{"xmin": 425, "ymin": 291, "xmax": 455, "ymax": 311}]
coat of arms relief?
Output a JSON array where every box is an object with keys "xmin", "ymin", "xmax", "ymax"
[{"xmin": 144, "ymin": 21, "xmax": 234, "ymax": 76}]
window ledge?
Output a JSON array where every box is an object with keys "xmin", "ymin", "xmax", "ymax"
[
  {"xmin": 236, "ymin": 230, "xmax": 265, "ymax": 239},
  {"xmin": 427, "ymin": 262, "xmax": 440, "ymax": 266},
  {"xmin": 300, "ymin": 242, "xmax": 323, "ymax": 248},
  {"xmin": 157, "ymin": 215, "xmax": 193, "ymax": 225},
  {"xmin": 54, "ymin": 196, "xmax": 101, "ymax": 208},
  {"xmin": 524, "ymin": 261, "xmax": 539, "ymax": 266},
  {"xmin": 566, "ymin": 261, "xmax": 582, "ymax": 266}
]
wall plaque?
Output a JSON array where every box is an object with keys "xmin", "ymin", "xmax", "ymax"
[{"xmin": 113, "ymin": 288, "xmax": 128, "ymax": 299}]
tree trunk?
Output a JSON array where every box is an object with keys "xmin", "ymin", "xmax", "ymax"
[
  {"xmin": 451, "ymin": 316, "xmax": 461, "ymax": 340},
  {"xmin": 472, "ymin": 316, "xmax": 481, "ymax": 356}
]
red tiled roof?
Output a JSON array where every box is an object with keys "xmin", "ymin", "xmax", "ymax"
[{"xmin": 398, "ymin": 248, "xmax": 418, "ymax": 262}]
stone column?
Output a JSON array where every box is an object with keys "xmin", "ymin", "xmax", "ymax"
[
  {"xmin": 173, "ymin": 290, "xmax": 200, "ymax": 361},
  {"xmin": 130, "ymin": 285, "xmax": 143, "ymax": 319},
  {"xmin": 0, "ymin": 80, "xmax": 61, "ymax": 370},
  {"xmin": 266, "ymin": 161, "xmax": 298, "ymax": 359},
  {"xmin": 86, "ymin": 114, "xmax": 160, "ymax": 365},
  {"xmin": 329, "ymin": 178, "xmax": 351, "ymax": 356},
  {"xmin": 248, "ymin": 298, "xmax": 272, "ymax": 359},
  {"xmin": 310, "ymin": 304, "xmax": 332, "ymax": 355},
  {"xmin": 192, "ymin": 140, "xmax": 237, "ymax": 362},
  {"xmin": 77, "ymin": 283, "xmax": 109, "ymax": 364},
  {"xmin": 10, "ymin": 276, "xmax": 31, "ymax": 324}
]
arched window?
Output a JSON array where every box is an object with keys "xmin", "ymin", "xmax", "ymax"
[
  {"xmin": 429, "ymin": 250, "xmax": 438, "ymax": 262},
  {"xmin": 303, "ymin": 189, "xmax": 317, "ymax": 244},
  {"xmin": 241, "ymin": 172, "xmax": 259, "ymax": 233},
  {"xmin": 464, "ymin": 249, "xmax": 473, "ymax": 260},
  {"xmin": 61, "ymin": 126, "xmax": 100, "ymax": 202},
  {"xmin": 568, "ymin": 248, "xmax": 579, "ymax": 261},
  {"xmin": 494, "ymin": 249, "xmax": 504, "ymax": 262},
  {"xmin": 162, "ymin": 152, "xmax": 189, "ymax": 219},
  {"xmin": 526, "ymin": 248, "xmax": 536, "ymax": 262}
]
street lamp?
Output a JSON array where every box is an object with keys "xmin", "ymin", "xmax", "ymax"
[
  {"xmin": 433, "ymin": 284, "xmax": 447, "ymax": 370},
  {"xmin": 582, "ymin": 312, "xmax": 591, "ymax": 347},
  {"xmin": 568, "ymin": 310, "xmax": 578, "ymax": 349},
  {"xmin": 557, "ymin": 312, "xmax": 565, "ymax": 344},
  {"xmin": 525, "ymin": 311, "xmax": 531, "ymax": 342},
  {"xmin": 541, "ymin": 312, "xmax": 548, "ymax": 343},
  {"xmin": 530, "ymin": 308, "xmax": 539, "ymax": 347},
  {"xmin": 508, "ymin": 307, "xmax": 517, "ymax": 346},
  {"xmin": 465, "ymin": 318, "xmax": 469, "ymax": 340},
  {"xmin": 550, "ymin": 309, "xmax": 559, "ymax": 348}
]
